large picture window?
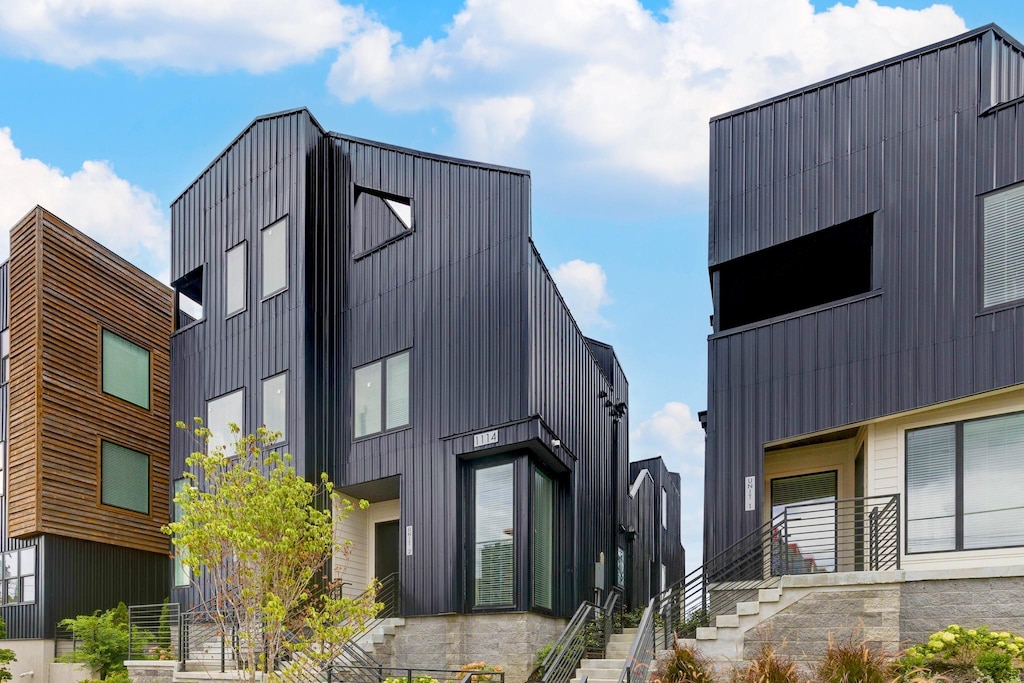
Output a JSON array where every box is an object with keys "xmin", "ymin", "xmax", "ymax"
[
  {"xmin": 475, "ymin": 463, "xmax": 514, "ymax": 607},
  {"xmin": 102, "ymin": 329, "xmax": 150, "ymax": 409},
  {"xmin": 354, "ymin": 351, "xmax": 410, "ymax": 438},
  {"xmin": 906, "ymin": 413, "xmax": 1024, "ymax": 553},
  {"xmin": 982, "ymin": 183, "xmax": 1024, "ymax": 308},
  {"xmin": 101, "ymin": 441, "xmax": 149, "ymax": 514}
]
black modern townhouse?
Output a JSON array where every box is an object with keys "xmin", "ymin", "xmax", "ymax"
[
  {"xmin": 690, "ymin": 24, "xmax": 1024, "ymax": 662},
  {"xmin": 168, "ymin": 108, "xmax": 684, "ymax": 681}
]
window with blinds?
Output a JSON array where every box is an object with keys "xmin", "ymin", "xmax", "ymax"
[
  {"xmin": 208, "ymin": 389, "xmax": 244, "ymax": 456},
  {"xmin": 475, "ymin": 463, "xmax": 514, "ymax": 607},
  {"xmin": 354, "ymin": 351, "xmax": 410, "ymax": 438},
  {"xmin": 226, "ymin": 242, "xmax": 247, "ymax": 316},
  {"xmin": 983, "ymin": 183, "xmax": 1024, "ymax": 308},
  {"xmin": 262, "ymin": 373, "xmax": 287, "ymax": 443},
  {"xmin": 101, "ymin": 441, "xmax": 149, "ymax": 514},
  {"xmin": 262, "ymin": 218, "xmax": 288, "ymax": 297},
  {"xmin": 102, "ymin": 330, "xmax": 150, "ymax": 410},
  {"xmin": 907, "ymin": 412, "xmax": 1024, "ymax": 553},
  {"xmin": 533, "ymin": 469, "xmax": 554, "ymax": 609}
]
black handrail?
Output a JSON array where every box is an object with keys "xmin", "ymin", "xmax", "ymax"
[
  {"xmin": 540, "ymin": 601, "xmax": 600, "ymax": 683},
  {"xmin": 616, "ymin": 597, "xmax": 655, "ymax": 683},
  {"xmin": 600, "ymin": 588, "xmax": 622, "ymax": 655}
]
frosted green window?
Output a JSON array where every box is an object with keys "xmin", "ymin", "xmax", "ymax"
[
  {"xmin": 226, "ymin": 242, "xmax": 247, "ymax": 316},
  {"xmin": 102, "ymin": 330, "xmax": 150, "ymax": 409},
  {"xmin": 533, "ymin": 469, "xmax": 554, "ymax": 609},
  {"xmin": 262, "ymin": 373, "xmax": 287, "ymax": 443},
  {"xmin": 262, "ymin": 218, "xmax": 288, "ymax": 297},
  {"xmin": 102, "ymin": 441, "xmax": 149, "ymax": 514},
  {"xmin": 475, "ymin": 463, "xmax": 514, "ymax": 607},
  {"xmin": 173, "ymin": 478, "xmax": 190, "ymax": 587}
]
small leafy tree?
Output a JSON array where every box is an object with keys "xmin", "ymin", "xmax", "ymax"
[
  {"xmin": 0, "ymin": 615, "xmax": 14, "ymax": 681},
  {"xmin": 56, "ymin": 603, "xmax": 133, "ymax": 679},
  {"xmin": 166, "ymin": 420, "xmax": 377, "ymax": 683}
]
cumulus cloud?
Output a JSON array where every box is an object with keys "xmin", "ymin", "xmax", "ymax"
[
  {"xmin": 0, "ymin": 0, "xmax": 368, "ymax": 71},
  {"xmin": 0, "ymin": 128, "xmax": 168, "ymax": 280},
  {"xmin": 631, "ymin": 401, "xmax": 705, "ymax": 571},
  {"xmin": 328, "ymin": 0, "xmax": 966, "ymax": 183},
  {"xmin": 551, "ymin": 259, "xmax": 613, "ymax": 329}
]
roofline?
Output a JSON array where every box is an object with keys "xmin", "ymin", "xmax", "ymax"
[
  {"xmin": 629, "ymin": 468, "xmax": 654, "ymax": 498},
  {"xmin": 711, "ymin": 23, "xmax": 1017, "ymax": 122},
  {"xmin": 584, "ymin": 336, "xmax": 631, "ymax": 386},
  {"xmin": 329, "ymin": 132, "xmax": 531, "ymax": 176}
]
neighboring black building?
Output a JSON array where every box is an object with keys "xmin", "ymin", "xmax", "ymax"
[
  {"xmin": 168, "ymin": 108, "xmax": 683, "ymax": 676},
  {"xmin": 704, "ymin": 24, "xmax": 1024, "ymax": 575},
  {"xmin": 626, "ymin": 457, "xmax": 685, "ymax": 609}
]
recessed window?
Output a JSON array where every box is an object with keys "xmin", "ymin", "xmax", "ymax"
[
  {"xmin": 354, "ymin": 351, "xmax": 410, "ymax": 438},
  {"xmin": 101, "ymin": 441, "xmax": 149, "ymax": 514},
  {"xmin": 716, "ymin": 214, "xmax": 873, "ymax": 330},
  {"xmin": 475, "ymin": 463, "xmax": 514, "ymax": 607},
  {"xmin": 3, "ymin": 546, "xmax": 35, "ymax": 604},
  {"xmin": 983, "ymin": 183, "xmax": 1024, "ymax": 308},
  {"xmin": 907, "ymin": 412, "xmax": 1024, "ymax": 553},
  {"xmin": 532, "ymin": 469, "xmax": 554, "ymax": 610},
  {"xmin": 262, "ymin": 373, "xmax": 287, "ymax": 444},
  {"xmin": 173, "ymin": 266, "xmax": 204, "ymax": 330},
  {"xmin": 352, "ymin": 190, "xmax": 414, "ymax": 257},
  {"xmin": 102, "ymin": 330, "xmax": 150, "ymax": 410},
  {"xmin": 262, "ymin": 218, "xmax": 288, "ymax": 298},
  {"xmin": 384, "ymin": 198, "xmax": 412, "ymax": 230},
  {"xmin": 173, "ymin": 478, "xmax": 190, "ymax": 587},
  {"xmin": 226, "ymin": 242, "xmax": 247, "ymax": 316},
  {"xmin": 207, "ymin": 389, "xmax": 245, "ymax": 456}
]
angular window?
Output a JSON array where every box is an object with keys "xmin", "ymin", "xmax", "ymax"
[
  {"xmin": 262, "ymin": 373, "xmax": 287, "ymax": 444},
  {"xmin": 716, "ymin": 214, "xmax": 873, "ymax": 330},
  {"xmin": 3, "ymin": 546, "xmax": 35, "ymax": 605},
  {"xmin": 354, "ymin": 351, "xmax": 410, "ymax": 438},
  {"xmin": 226, "ymin": 242, "xmax": 247, "ymax": 316},
  {"xmin": 532, "ymin": 469, "xmax": 554, "ymax": 610},
  {"xmin": 475, "ymin": 463, "xmax": 514, "ymax": 607},
  {"xmin": 983, "ymin": 183, "xmax": 1024, "ymax": 308},
  {"xmin": 352, "ymin": 189, "xmax": 414, "ymax": 257},
  {"xmin": 102, "ymin": 330, "xmax": 150, "ymax": 410},
  {"xmin": 173, "ymin": 478, "xmax": 191, "ymax": 587},
  {"xmin": 262, "ymin": 218, "xmax": 288, "ymax": 298},
  {"xmin": 907, "ymin": 413, "xmax": 1024, "ymax": 553},
  {"xmin": 173, "ymin": 266, "xmax": 204, "ymax": 330},
  {"xmin": 207, "ymin": 389, "xmax": 245, "ymax": 456},
  {"xmin": 101, "ymin": 441, "xmax": 149, "ymax": 514}
]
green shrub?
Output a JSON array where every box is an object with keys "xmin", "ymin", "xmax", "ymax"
[
  {"xmin": 814, "ymin": 635, "xmax": 893, "ymax": 683},
  {"xmin": 895, "ymin": 625, "xmax": 1024, "ymax": 683},
  {"xmin": 383, "ymin": 676, "xmax": 438, "ymax": 683},
  {"xmin": 653, "ymin": 640, "xmax": 716, "ymax": 683},
  {"xmin": 732, "ymin": 644, "xmax": 798, "ymax": 683},
  {"xmin": 84, "ymin": 672, "xmax": 131, "ymax": 683},
  {"xmin": 56, "ymin": 602, "xmax": 143, "ymax": 680}
]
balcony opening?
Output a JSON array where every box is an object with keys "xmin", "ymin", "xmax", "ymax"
[
  {"xmin": 173, "ymin": 266, "xmax": 204, "ymax": 329},
  {"xmin": 716, "ymin": 214, "xmax": 873, "ymax": 330}
]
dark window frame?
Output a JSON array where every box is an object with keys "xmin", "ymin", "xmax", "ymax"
[
  {"xmin": 225, "ymin": 240, "xmax": 248, "ymax": 318},
  {"xmin": 261, "ymin": 371, "xmax": 288, "ymax": 446},
  {"xmin": 352, "ymin": 350, "xmax": 411, "ymax": 441},
  {"xmin": 2, "ymin": 545, "xmax": 36, "ymax": 606},
  {"xmin": 261, "ymin": 217, "xmax": 289, "ymax": 301},
  {"xmin": 206, "ymin": 387, "xmax": 246, "ymax": 457},
  {"xmin": 466, "ymin": 455, "xmax": 519, "ymax": 613},
  {"xmin": 977, "ymin": 181, "xmax": 1024, "ymax": 313},
  {"xmin": 351, "ymin": 185, "xmax": 416, "ymax": 260},
  {"xmin": 100, "ymin": 328, "xmax": 152, "ymax": 411},
  {"xmin": 530, "ymin": 463, "xmax": 557, "ymax": 614},
  {"xmin": 99, "ymin": 439, "xmax": 151, "ymax": 516}
]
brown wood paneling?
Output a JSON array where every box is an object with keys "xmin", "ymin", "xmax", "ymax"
[{"xmin": 8, "ymin": 207, "xmax": 172, "ymax": 555}]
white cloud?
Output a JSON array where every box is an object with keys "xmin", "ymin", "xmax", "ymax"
[
  {"xmin": 328, "ymin": 0, "xmax": 966, "ymax": 184},
  {"xmin": 551, "ymin": 259, "xmax": 613, "ymax": 329},
  {"xmin": 0, "ymin": 128, "xmax": 168, "ymax": 280},
  {"xmin": 631, "ymin": 401, "xmax": 705, "ymax": 571},
  {"xmin": 0, "ymin": 0, "xmax": 368, "ymax": 72}
]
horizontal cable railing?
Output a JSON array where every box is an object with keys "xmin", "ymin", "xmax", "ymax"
[
  {"xmin": 126, "ymin": 602, "xmax": 182, "ymax": 661},
  {"xmin": 326, "ymin": 665, "xmax": 504, "ymax": 683},
  {"xmin": 661, "ymin": 494, "xmax": 901, "ymax": 640},
  {"xmin": 54, "ymin": 622, "xmax": 78, "ymax": 659}
]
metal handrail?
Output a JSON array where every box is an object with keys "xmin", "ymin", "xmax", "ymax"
[
  {"xmin": 599, "ymin": 588, "xmax": 622, "ymax": 655},
  {"xmin": 327, "ymin": 665, "xmax": 504, "ymax": 683},
  {"xmin": 540, "ymin": 601, "xmax": 600, "ymax": 683},
  {"xmin": 616, "ymin": 597, "xmax": 655, "ymax": 683}
]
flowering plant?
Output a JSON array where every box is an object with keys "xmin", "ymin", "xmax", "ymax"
[{"xmin": 897, "ymin": 625, "xmax": 1024, "ymax": 682}]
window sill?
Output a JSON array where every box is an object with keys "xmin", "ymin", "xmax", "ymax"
[
  {"xmin": 172, "ymin": 318, "xmax": 206, "ymax": 337},
  {"xmin": 710, "ymin": 290, "xmax": 884, "ymax": 340},
  {"xmin": 261, "ymin": 287, "xmax": 288, "ymax": 303},
  {"xmin": 353, "ymin": 425, "xmax": 412, "ymax": 443}
]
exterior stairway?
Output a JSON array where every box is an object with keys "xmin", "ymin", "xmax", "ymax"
[
  {"xmin": 354, "ymin": 617, "xmax": 406, "ymax": 660},
  {"xmin": 672, "ymin": 586, "xmax": 783, "ymax": 662},
  {"xmin": 569, "ymin": 627, "xmax": 636, "ymax": 683}
]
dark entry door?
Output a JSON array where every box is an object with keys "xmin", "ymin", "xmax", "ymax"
[{"xmin": 375, "ymin": 520, "xmax": 400, "ymax": 614}]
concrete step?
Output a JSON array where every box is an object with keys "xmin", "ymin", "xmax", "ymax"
[
  {"xmin": 608, "ymin": 634, "xmax": 634, "ymax": 643},
  {"xmin": 715, "ymin": 614, "xmax": 739, "ymax": 628},
  {"xmin": 621, "ymin": 627, "xmax": 638, "ymax": 635},
  {"xmin": 759, "ymin": 588, "xmax": 781, "ymax": 603},
  {"xmin": 737, "ymin": 601, "xmax": 760, "ymax": 616},
  {"xmin": 695, "ymin": 627, "xmax": 717, "ymax": 640},
  {"xmin": 604, "ymin": 647, "xmax": 630, "ymax": 658}
]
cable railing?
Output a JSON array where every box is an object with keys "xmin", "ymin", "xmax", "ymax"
[
  {"xmin": 596, "ymin": 587, "xmax": 623, "ymax": 656},
  {"xmin": 540, "ymin": 600, "xmax": 601, "ymax": 683},
  {"xmin": 125, "ymin": 602, "xmax": 182, "ymax": 661},
  {"xmin": 662, "ymin": 493, "xmax": 901, "ymax": 640},
  {"xmin": 325, "ymin": 665, "xmax": 504, "ymax": 683},
  {"xmin": 616, "ymin": 597, "xmax": 655, "ymax": 683}
]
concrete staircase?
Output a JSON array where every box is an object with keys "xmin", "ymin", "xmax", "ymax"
[
  {"xmin": 569, "ymin": 627, "xmax": 636, "ymax": 683},
  {"xmin": 675, "ymin": 586, "xmax": 784, "ymax": 662},
  {"xmin": 354, "ymin": 617, "xmax": 406, "ymax": 660}
]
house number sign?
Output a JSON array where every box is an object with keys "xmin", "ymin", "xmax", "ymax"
[
  {"xmin": 473, "ymin": 430, "xmax": 499, "ymax": 448},
  {"xmin": 744, "ymin": 476, "xmax": 756, "ymax": 511}
]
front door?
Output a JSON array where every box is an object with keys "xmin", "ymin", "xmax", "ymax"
[
  {"xmin": 374, "ymin": 520, "xmax": 400, "ymax": 614},
  {"xmin": 770, "ymin": 471, "xmax": 838, "ymax": 574}
]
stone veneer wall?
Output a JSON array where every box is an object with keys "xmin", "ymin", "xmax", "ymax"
[
  {"xmin": 900, "ymin": 576, "xmax": 1024, "ymax": 645},
  {"xmin": 388, "ymin": 613, "xmax": 567, "ymax": 683}
]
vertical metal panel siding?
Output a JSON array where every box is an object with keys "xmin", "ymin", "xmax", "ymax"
[{"xmin": 705, "ymin": 30, "xmax": 1024, "ymax": 560}]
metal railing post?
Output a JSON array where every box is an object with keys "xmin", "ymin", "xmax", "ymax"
[{"xmin": 220, "ymin": 629, "xmax": 226, "ymax": 673}]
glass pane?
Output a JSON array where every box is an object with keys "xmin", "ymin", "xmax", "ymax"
[
  {"xmin": 906, "ymin": 424, "xmax": 957, "ymax": 553},
  {"xmin": 102, "ymin": 442, "xmax": 149, "ymax": 514},
  {"xmin": 386, "ymin": 353, "xmax": 410, "ymax": 430},
  {"xmin": 354, "ymin": 362, "xmax": 382, "ymax": 438},
  {"xmin": 102, "ymin": 330, "xmax": 151, "ymax": 409},
  {"xmin": 384, "ymin": 198, "xmax": 413, "ymax": 229},
  {"xmin": 662, "ymin": 487, "xmax": 668, "ymax": 528},
  {"xmin": 476, "ymin": 463, "xmax": 514, "ymax": 607},
  {"xmin": 3, "ymin": 552, "xmax": 16, "ymax": 580},
  {"xmin": 6, "ymin": 579, "xmax": 18, "ymax": 604},
  {"xmin": 262, "ymin": 219, "xmax": 288, "ymax": 297},
  {"xmin": 226, "ymin": 242, "xmax": 247, "ymax": 315},
  {"xmin": 532, "ymin": 469, "xmax": 554, "ymax": 609},
  {"xmin": 173, "ymin": 479, "xmax": 190, "ymax": 587},
  {"xmin": 207, "ymin": 389, "xmax": 245, "ymax": 455},
  {"xmin": 964, "ymin": 413, "xmax": 1024, "ymax": 549},
  {"xmin": 21, "ymin": 576, "xmax": 34, "ymax": 603},
  {"xmin": 262, "ymin": 373, "xmax": 287, "ymax": 443},
  {"xmin": 770, "ymin": 471, "xmax": 838, "ymax": 573},
  {"xmin": 983, "ymin": 184, "xmax": 1024, "ymax": 307},
  {"xmin": 19, "ymin": 547, "xmax": 34, "ymax": 577}
]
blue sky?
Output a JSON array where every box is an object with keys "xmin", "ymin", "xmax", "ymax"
[{"xmin": 0, "ymin": 0, "xmax": 1021, "ymax": 568}]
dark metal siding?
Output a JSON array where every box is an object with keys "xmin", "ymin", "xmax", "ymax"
[
  {"xmin": 705, "ymin": 28, "xmax": 1024, "ymax": 559},
  {"xmin": 627, "ymin": 458, "xmax": 684, "ymax": 609}
]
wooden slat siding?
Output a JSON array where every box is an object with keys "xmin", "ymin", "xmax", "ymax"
[
  {"xmin": 7, "ymin": 208, "xmax": 172, "ymax": 554},
  {"xmin": 703, "ymin": 27, "xmax": 1024, "ymax": 560}
]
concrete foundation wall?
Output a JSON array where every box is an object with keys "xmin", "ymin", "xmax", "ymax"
[
  {"xmin": 5, "ymin": 639, "xmax": 56, "ymax": 683},
  {"xmin": 900, "ymin": 575, "xmax": 1024, "ymax": 645},
  {"xmin": 389, "ymin": 613, "xmax": 566, "ymax": 683}
]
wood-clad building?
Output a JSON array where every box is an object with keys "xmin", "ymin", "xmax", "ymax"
[
  {"xmin": 168, "ymin": 108, "xmax": 684, "ymax": 639},
  {"xmin": 704, "ymin": 25, "xmax": 1024, "ymax": 574},
  {"xmin": 0, "ymin": 207, "xmax": 171, "ymax": 640}
]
